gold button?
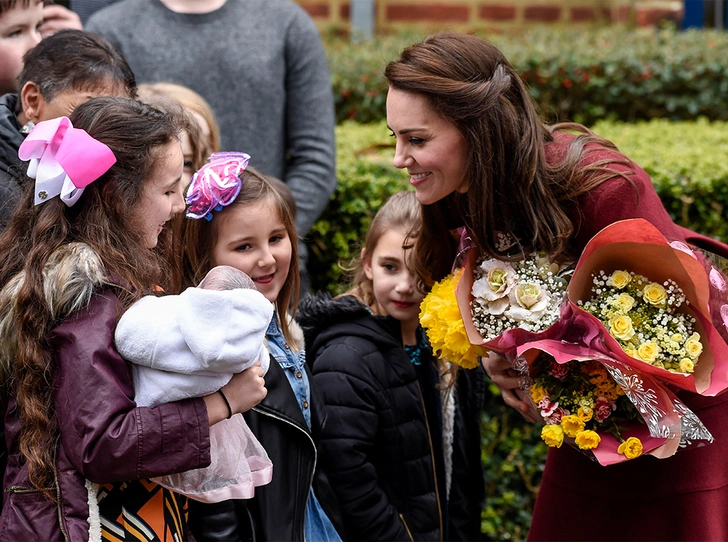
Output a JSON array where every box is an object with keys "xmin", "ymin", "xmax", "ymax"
[
  {"xmin": 302, "ymin": 400, "xmax": 309, "ymax": 409},
  {"xmin": 284, "ymin": 343, "xmax": 290, "ymax": 350},
  {"xmin": 38, "ymin": 190, "xmax": 48, "ymax": 200},
  {"xmin": 295, "ymin": 370, "xmax": 303, "ymax": 379}
]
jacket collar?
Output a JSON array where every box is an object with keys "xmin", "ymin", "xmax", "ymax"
[{"xmin": 254, "ymin": 356, "xmax": 310, "ymax": 431}]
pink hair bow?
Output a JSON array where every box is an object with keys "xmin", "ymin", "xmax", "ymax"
[
  {"xmin": 19, "ymin": 117, "xmax": 116, "ymax": 207},
  {"xmin": 186, "ymin": 152, "xmax": 251, "ymax": 221}
]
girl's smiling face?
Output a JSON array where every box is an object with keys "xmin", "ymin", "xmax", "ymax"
[
  {"xmin": 211, "ymin": 198, "xmax": 292, "ymax": 303},
  {"xmin": 387, "ymin": 87, "xmax": 469, "ymax": 205},
  {"xmin": 133, "ymin": 140, "xmax": 185, "ymax": 249}
]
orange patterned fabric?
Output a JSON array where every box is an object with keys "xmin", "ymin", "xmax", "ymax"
[{"xmin": 98, "ymin": 479, "xmax": 188, "ymax": 541}]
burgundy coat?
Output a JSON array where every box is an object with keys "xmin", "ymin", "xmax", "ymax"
[
  {"xmin": 0, "ymin": 290, "xmax": 211, "ymax": 541},
  {"xmin": 527, "ymin": 135, "xmax": 728, "ymax": 541}
]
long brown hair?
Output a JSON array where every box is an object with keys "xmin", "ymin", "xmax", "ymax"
[
  {"xmin": 385, "ymin": 32, "xmax": 634, "ymax": 285},
  {"xmin": 343, "ymin": 191, "xmax": 421, "ymax": 312},
  {"xmin": 173, "ymin": 166, "xmax": 301, "ymax": 346},
  {"xmin": 0, "ymin": 96, "xmax": 180, "ymax": 496}
]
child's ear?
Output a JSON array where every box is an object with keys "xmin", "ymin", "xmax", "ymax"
[
  {"xmin": 362, "ymin": 248, "xmax": 373, "ymax": 281},
  {"xmin": 20, "ymin": 81, "xmax": 43, "ymax": 124}
]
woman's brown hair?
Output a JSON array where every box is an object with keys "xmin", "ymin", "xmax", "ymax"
[
  {"xmin": 0, "ymin": 96, "xmax": 180, "ymax": 496},
  {"xmin": 385, "ymin": 32, "xmax": 633, "ymax": 286},
  {"xmin": 173, "ymin": 166, "xmax": 301, "ymax": 346}
]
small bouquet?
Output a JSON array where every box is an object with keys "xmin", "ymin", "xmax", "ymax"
[
  {"xmin": 524, "ymin": 351, "xmax": 712, "ymax": 465},
  {"xmin": 578, "ymin": 269, "xmax": 702, "ymax": 374},
  {"xmin": 531, "ymin": 356, "xmax": 643, "ymax": 458},
  {"xmin": 566, "ymin": 218, "xmax": 728, "ymax": 395},
  {"xmin": 470, "ymin": 253, "xmax": 572, "ymax": 340}
]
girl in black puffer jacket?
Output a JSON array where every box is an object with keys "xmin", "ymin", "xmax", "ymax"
[{"xmin": 299, "ymin": 192, "xmax": 485, "ymax": 541}]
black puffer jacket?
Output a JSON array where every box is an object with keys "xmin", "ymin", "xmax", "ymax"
[
  {"xmin": 0, "ymin": 93, "xmax": 25, "ymax": 232},
  {"xmin": 299, "ymin": 294, "xmax": 485, "ymax": 542}
]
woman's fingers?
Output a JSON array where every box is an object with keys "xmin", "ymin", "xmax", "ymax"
[{"xmin": 482, "ymin": 352, "xmax": 538, "ymax": 422}]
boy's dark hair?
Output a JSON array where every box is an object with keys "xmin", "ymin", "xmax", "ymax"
[
  {"xmin": 0, "ymin": 0, "xmax": 34, "ymax": 16},
  {"xmin": 17, "ymin": 29, "xmax": 137, "ymax": 100}
]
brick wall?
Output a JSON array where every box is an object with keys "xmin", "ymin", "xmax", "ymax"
[{"xmin": 296, "ymin": 0, "xmax": 683, "ymax": 32}]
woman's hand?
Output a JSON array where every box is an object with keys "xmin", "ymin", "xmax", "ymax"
[
  {"xmin": 204, "ymin": 362, "xmax": 267, "ymax": 425},
  {"xmin": 482, "ymin": 351, "xmax": 537, "ymax": 422}
]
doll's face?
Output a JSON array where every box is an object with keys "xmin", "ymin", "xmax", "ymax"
[{"xmin": 387, "ymin": 87, "xmax": 469, "ymax": 205}]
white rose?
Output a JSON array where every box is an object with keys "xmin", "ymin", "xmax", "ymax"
[
  {"xmin": 473, "ymin": 259, "xmax": 517, "ymax": 301},
  {"xmin": 504, "ymin": 282, "xmax": 550, "ymax": 322}
]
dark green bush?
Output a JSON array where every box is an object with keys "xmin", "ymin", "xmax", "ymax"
[{"xmin": 325, "ymin": 26, "xmax": 728, "ymax": 126}]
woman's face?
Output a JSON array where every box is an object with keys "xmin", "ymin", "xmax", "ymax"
[{"xmin": 387, "ymin": 87, "xmax": 469, "ymax": 205}]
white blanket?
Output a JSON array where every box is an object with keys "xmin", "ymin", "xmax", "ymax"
[{"xmin": 115, "ymin": 287, "xmax": 273, "ymax": 408}]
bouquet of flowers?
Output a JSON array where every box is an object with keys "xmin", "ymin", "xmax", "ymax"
[
  {"xmin": 565, "ymin": 218, "xmax": 728, "ymax": 396},
  {"xmin": 578, "ymin": 269, "xmax": 702, "ymax": 374},
  {"xmin": 531, "ymin": 356, "xmax": 643, "ymax": 458},
  {"xmin": 525, "ymin": 349, "xmax": 712, "ymax": 465},
  {"xmin": 470, "ymin": 253, "xmax": 572, "ymax": 340},
  {"xmin": 449, "ymin": 218, "xmax": 728, "ymax": 463}
]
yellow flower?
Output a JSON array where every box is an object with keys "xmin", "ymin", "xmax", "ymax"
[
  {"xmin": 530, "ymin": 385, "xmax": 548, "ymax": 403},
  {"xmin": 671, "ymin": 333, "xmax": 684, "ymax": 344},
  {"xmin": 679, "ymin": 358, "xmax": 695, "ymax": 373},
  {"xmin": 577, "ymin": 407, "xmax": 593, "ymax": 422},
  {"xmin": 561, "ymin": 415, "xmax": 585, "ymax": 438},
  {"xmin": 642, "ymin": 282, "xmax": 667, "ymax": 306},
  {"xmin": 636, "ymin": 342, "xmax": 660, "ymax": 364},
  {"xmin": 574, "ymin": 430, "xmax": 601, "ymax": 450},
  {"xmin": 609, "ymin": 270, "xmax": 632, "ymax": 289},
  {"xmin": 608, "ymin": 314, "xmax": 635, "ymax": 341},
  {"xmin": 684, "ymin": 332, "xmax": 703, "ymax": 360},
  {"xmin": 614, "ymin": 293, "xmax": 636, "ymax": 312},
  {"xmin": 541, "ymin": 425, "xmax": 564, "ymax": 448},
  {"xmin": 420, "ymin": 270, "xmax": 485, "ymax": 369},
  {"xmin": 617, "ymin": 437, "xmax": 643, "ymax": 459}
]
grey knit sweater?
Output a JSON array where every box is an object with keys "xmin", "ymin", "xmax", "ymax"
[{"xmin": 87, "ymin": 0, "xmax": 336, "ymax": 236}]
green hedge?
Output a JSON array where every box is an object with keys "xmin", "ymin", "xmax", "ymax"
[
  {"xmin": 325, "ymin": 26, "xmax": 728, "ymax": 126},
  {"xmin": 307, "ymin": 118, "xmax": 728, "ymax": 540}
]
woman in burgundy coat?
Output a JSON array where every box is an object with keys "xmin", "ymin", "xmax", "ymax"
[{"xmin": 384, "ymin": 31, "xmax": 728, "ymax": 541}]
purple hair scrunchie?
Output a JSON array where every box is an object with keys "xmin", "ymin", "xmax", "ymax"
[{"xmin": 186, "ymin": 151, "xmax": 251, "ymax": 221}]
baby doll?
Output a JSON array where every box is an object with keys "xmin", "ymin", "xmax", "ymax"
[{"xmin": 115, "ymin": 265, "xmax": 274, "ymax": 502}]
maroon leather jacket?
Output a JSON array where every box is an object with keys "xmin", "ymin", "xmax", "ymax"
[{"xmin": 0, "ymin": 290, "xmax": 211, "ymax": 541}]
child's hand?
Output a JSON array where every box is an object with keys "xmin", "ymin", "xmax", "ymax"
[
  {"xmin": 39, "ymin": 5, "xmax": 83, "ymax": 38},
  {"xmin": 222, "ymin": 362, "xmax": 267, "ymax": 414}
]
